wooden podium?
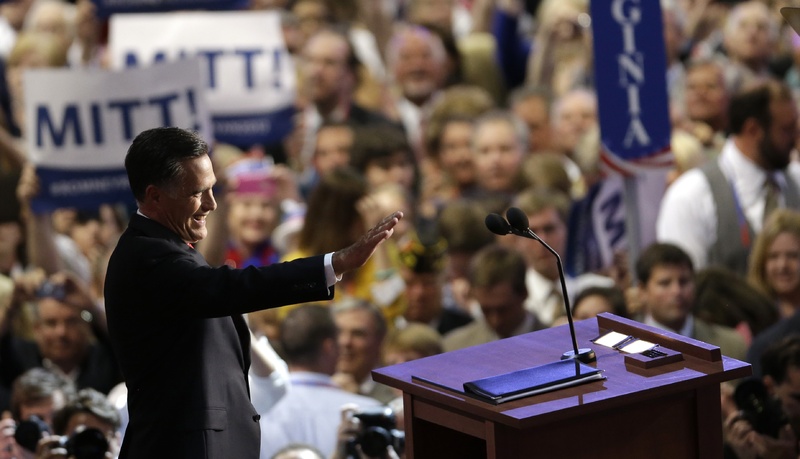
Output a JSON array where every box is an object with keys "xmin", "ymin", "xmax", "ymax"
[{"xmin": 373, "ymin": 313, "xmax": 751, "ymax": 459}]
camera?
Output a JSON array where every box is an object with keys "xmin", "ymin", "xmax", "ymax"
[
  {"xmin": 346, "ymin": 406, "xmax": 405, "ymax": 458},
  {"xmin": 733, "ymin": 377, "xmax": 789, "ymax": 438},
  {"xmin": 63, "ymin": 427, "xmax": 110, "ymax": 459},
  {"xmin": 13, "ymin": 416, "xmax": 108, "ymax": 459},
  {"xmin": 14, "ymin": 415, "xmax": 50, "ymax": 452},
  {"xmin": 35, "ymin": 281, "xmax": 66, "ymax": 301}
]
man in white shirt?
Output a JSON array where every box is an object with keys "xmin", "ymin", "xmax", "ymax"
[
  {"xmin": 657, "ymin": 79, "xmax": 800, "ymax": 275},
  {"xmin": 386, "ymin": 24, "xmax": 447, "ymax": 155},
  {"xmin": 259, "ymin": 305, "xmax": 380, "ymax": 459}
]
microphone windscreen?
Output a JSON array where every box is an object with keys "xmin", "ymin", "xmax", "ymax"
[
  {"xmin": 485, "ymin": 213, "xmax": 511, "ymax": 236},
  {"xmin": 506, "ymin": 207, "xmax": 530, "ymax": 231}
]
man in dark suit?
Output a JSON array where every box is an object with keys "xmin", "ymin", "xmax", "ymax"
[{"xmin": 104, "ymin": 127, "xmax": 401, "ymax": 458}]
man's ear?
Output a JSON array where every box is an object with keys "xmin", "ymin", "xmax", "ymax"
[
  {"xmin": 742, "ymin": 117, "xmax": 765, "ymax": 141},
  {"xmin": 144, "ymin": 184, "xmax": 161, "ymax": 205}
]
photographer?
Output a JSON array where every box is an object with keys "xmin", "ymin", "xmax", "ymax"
[
  {"xmin": 34, "ymin": 388, "xmax": 121, "ymax": 459},
  {"xmin": 8, "ymin": 367, "xmax": 74, "ymax": 455},
  {"xmin": 332, "ymin": 404, "xmax": 403, "ymax": 459},
  {"xmin": 723, "ymin": 335, "xmax": 800, "ymax": 459}
]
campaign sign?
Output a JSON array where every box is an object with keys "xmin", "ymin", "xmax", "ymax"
[
  {"xmin": 591, "ymin": 0, "xmax": 671, "ymax": 168},
  {"xmin": 566, "ymin": 0, "xmax": 672, "ymax": 275},
  {"xmin": 25, "ymin": 59, "xmax": 210, "ymax": 213},
  {"xmin": 91, "ymin": 0, "xmax": 248, "ymax": 19},
  {"xmin": 108, "ymin": 11, "xmax": 296, "ymax": 147}
]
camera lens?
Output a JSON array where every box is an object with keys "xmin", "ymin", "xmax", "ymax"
[
  {"xmin": 14, "ymin": 416, "xmax": 51, "ymax": 452},
  {"xmin": 359, "ymin": 426, "xmax": 392, "ymax": 457},
  {"xmin": 66, "ymin": 427, "xmax": 109, "ymax": 459}
]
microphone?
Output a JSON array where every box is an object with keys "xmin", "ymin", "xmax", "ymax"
[
  {"xmin": 485, "ymin": 213, "xmax": 512, "ymax": 236},
  {"xmin": 485, "ymin": 208, "xmax": 596, "ymax": 364}
]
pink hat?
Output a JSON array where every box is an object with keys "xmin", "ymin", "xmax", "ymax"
[{"xmin": 227, "ymin": 159, "xmax": 276, "ymax": 197}]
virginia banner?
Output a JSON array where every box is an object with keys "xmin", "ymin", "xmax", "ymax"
[{"xmin": 566, "ymin": 0, "xmax": 672, "ymax": 276}]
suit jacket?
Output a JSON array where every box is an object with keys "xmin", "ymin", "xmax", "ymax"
[
  {"xmin": 442, "ymin": 311, "xmax": 543, "ymax": 352},
  {"xmin": 693, "ymin": 318, "xmax": 748, "ymax": 361},
  {"xmin": 104, "ymin": 214, "xmax": 333, "ymax": 459}
]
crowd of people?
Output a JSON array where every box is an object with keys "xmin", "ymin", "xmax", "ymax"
[{"xmin": 1, "ymin": 0, "xmax": 800, "ymax": 457}]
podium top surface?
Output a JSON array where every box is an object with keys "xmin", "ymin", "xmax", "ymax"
[{"xmin": 373, "ymin": 313, "xmax": 751, "ymax": 429}]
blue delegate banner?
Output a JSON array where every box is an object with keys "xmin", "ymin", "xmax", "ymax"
[
  {"xmin": 590, "ymin": 0, "xmax": 671, "ymax": 166},
  {"xmin": 91, "ymin": 0, "xmax": 248, "ymax": 19}
]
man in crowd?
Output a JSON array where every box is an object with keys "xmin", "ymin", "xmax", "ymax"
[
  {"xmin": 443, "ymin": 244, "xmax": 543, "ymax": 352},
  {"xmin": 634, "ymin": 242, "xmax": 747, "ymax": 360},
  {"xmin": 332, "ymin": 298, "xmax": 395, "ymax": 404},
  {"xmin": 657, "ymin": 79, "xmax": 800, "ymax": 276},
  {"xmin": 259, "ymin": 304, "xmax": 380, "ymax": 459}
]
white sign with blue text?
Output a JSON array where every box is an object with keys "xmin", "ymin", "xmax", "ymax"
[
  {"xmin": 108, "ymin": 10, "xmax": 296, "ymax": 147},
  {"xmin": 24, "ymin": 58, "xmax": 210, "ymax": 213}
]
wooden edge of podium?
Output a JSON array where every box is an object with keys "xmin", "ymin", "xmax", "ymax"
[{"xmin": 596, "ymin": 312, "xmax": 722, "ymax": 362}]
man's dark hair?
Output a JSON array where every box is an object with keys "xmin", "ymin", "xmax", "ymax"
[
  {"xmin": 760, "ymin": 334, "xmax": 800, "ymax": 385},
  {"xmin": 635, "ymin": 242, "xmax": 694, "ymax": 285},
  {"xmin": 572, "ymin": 286, "xmax": 628, "ymax": 319},
  {"xmin": 124, "ymin": 127, "xmax": 209, "ymax": 202},
  {"xmin": 10, "ymin": 368, "xmax": 73, "ymax": 421},
  {"xmin": 728, "ymin": 80, "xmax": 793, "ymax": 135},
  {"xmin": 469, "ymin": 243, "xmax": 528, "ymax": 297},
  {"xmin": 349, "ymin": 124, "xmax": 412, "ymax": 173},
  {"xmin": 279, "ymin": 304, "xmax": 337, "ymax": 366},
  {"xmin": 52, "ymin": 388, "xmax": 121, "ymax": 435}
]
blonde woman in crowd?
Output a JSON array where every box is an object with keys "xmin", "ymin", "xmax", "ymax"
[{"xmin": 748, "ymin": 209, "xmax": 800, "ymax": 319}]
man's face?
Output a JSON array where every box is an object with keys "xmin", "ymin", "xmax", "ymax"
[
  {"xmin": 392, "ymin": 32, "xmax": 442, "ymax": 103},
  {"xmin": 301, "ymin": 33, "xmax": 352, "ymax": 107},
  {"xmin": 725, "ymin": 4, "xmax": 772, "ymax": 65},
  {"xmin": 512, "ymin": 96, "xmax": 551, "ymax": 152},
  {"xmin": 155, "ymin": 155, "xmax": 217, "ymax": 244},
  {"xmin": 34, "ymin": 298, "xmax": 89, "ymax": 370},
  {"xmin": 20, "ymin": 392, "xmax": 65, "ymax": 427},
  {"xmin": 473, "ymin": 281, "xmax": 526, "ymax": 338},
  {"xmin": 473, "ymin": 120, "xmax": 525, "ymax": 193},
  {"xmin": 758, "ymin": 99, "xmax": 798, "ymax": 171},
  {"xmin": 335, "ymin": 308, "xmax": 383, "ymax": 381},
  {"xmin": 684, "ymin": 65, "xmax": 728, "ymax": 126},
  {"xmin": 438, "ymin": 120, "xmax": 475, "ymax": 188},
  {"xmin": 521, "ymin": 208, "xmax": 567, "ymax": 280},
  {"xmin": 402, "ymin": 269, "xmax": 442, "ymax": 324},
  {"xmin": 640, "ymin": 264, "xmax": 694, "ymax": 330},
  {"xmin": 765, "ymin": 232, "xmax": 800, "ymax": 297},
  {"xmin": 313, "ymin": 126, "xmax": 353, "ymax": 176},
  {"xmin": 552, "ymin": 92, "xmax": 597, "ymax": 153}
]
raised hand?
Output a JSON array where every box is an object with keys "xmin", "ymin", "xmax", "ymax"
[{"xmin": 331, "ymin": 211, "xmax": 403, "ymax": 276}]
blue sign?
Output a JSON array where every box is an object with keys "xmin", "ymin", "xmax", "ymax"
[
  {"xmin": 92, "ymin": 0, "xmax": 248, "ymax": 19},
  {"xmin": 590, "ymin": 0, "xmax": 671, "ymax": 164},
  {"xmin": 31, "ymin": 167, "xmax": 134, "ymax": 213}
]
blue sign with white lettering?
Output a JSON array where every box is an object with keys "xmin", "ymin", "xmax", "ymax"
[{"xmin": 590, "ymin": 0, "xmax": 671, "ymax": 163}]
